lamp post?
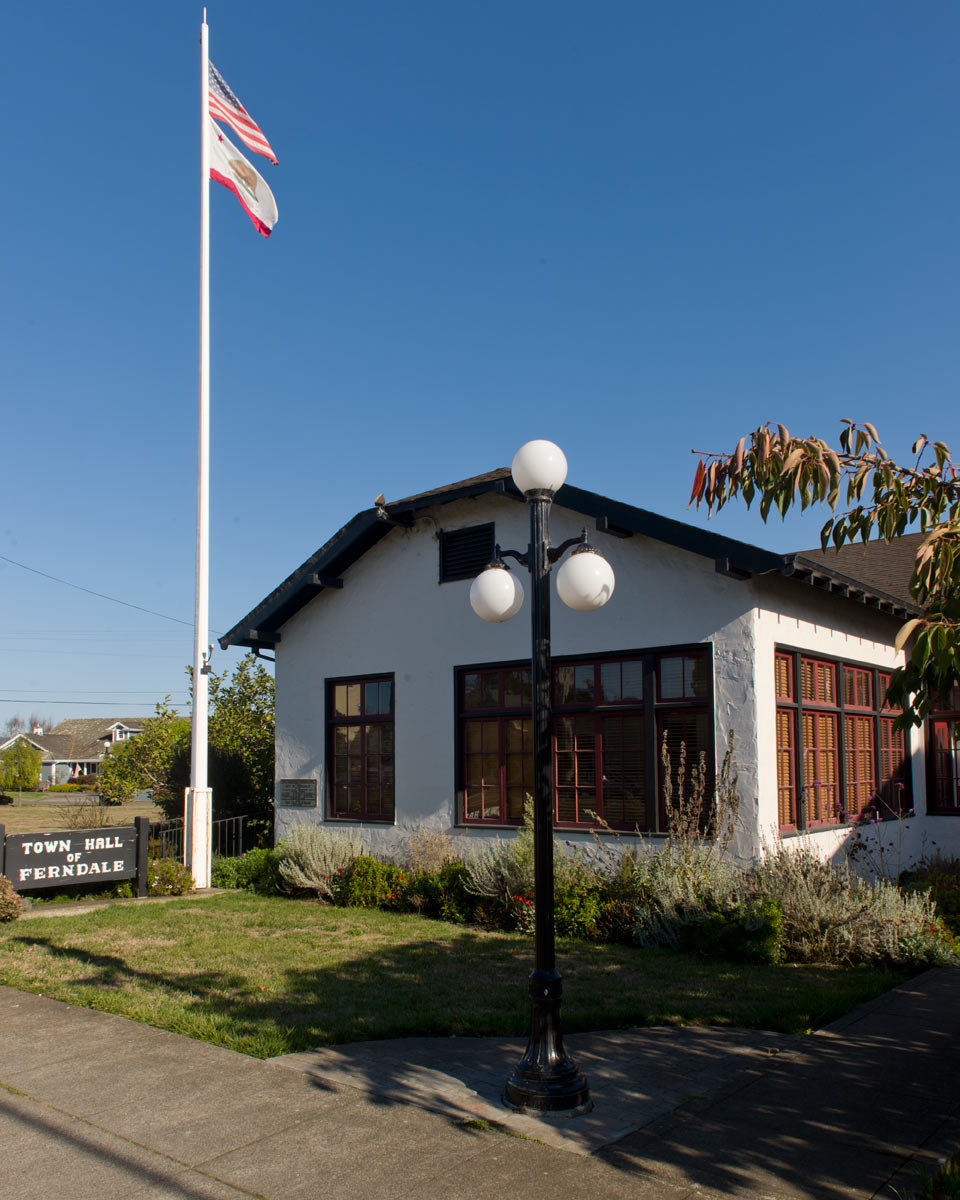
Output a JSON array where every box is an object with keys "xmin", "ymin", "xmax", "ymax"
[{"xmin": 470, "ymin": 440, "xmax": 615, "ymax": 1113}]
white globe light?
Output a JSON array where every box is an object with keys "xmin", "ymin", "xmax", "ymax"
[
  {"xmin": 470, "ymin": 566, "xmax": 525, "ymax": 622},
  {"xmin": 556, "ymin": 550, "xmax": 615, "ymax": 612},
  {"xmin": 511, "ymin": 440, "xmax": 568, "ymax": 495}
]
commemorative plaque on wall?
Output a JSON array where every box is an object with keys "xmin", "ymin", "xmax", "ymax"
[{"xmin": 277, "ymin": 778, "xmax": 318, "ymax": 808}]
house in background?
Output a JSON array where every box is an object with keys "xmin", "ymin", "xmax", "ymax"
[
  {"xmin": 0, "ymin": 718, "xmax": 145, "ymax": 786},
  {"xmin": 220, "ymin": 470, "xmax": 958, "ymax": 866}
]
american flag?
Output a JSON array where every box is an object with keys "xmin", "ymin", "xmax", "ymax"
[{"xmin": 208, "ymin": 61, "xmax": 278, "ymax": 165}]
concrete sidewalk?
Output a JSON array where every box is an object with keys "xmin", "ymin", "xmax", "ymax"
[{"xmin": 1, "ymin": 971, "xmax": 959, "ymax": 1200}]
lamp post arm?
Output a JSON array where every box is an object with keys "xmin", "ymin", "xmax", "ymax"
[
  {"xmin": 494, "ymin": 544, "xmax": 530, "ymax": 569},
  {"xmin": 547, "ymin": 527, "xmax": 590, "ymax": 565}
]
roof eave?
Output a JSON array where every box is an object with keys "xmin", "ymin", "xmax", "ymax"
[
  {"xmin": 219, "ymin": 476, "xmax": 917, "ymax": 650},
  {"xmin": 783, "ymin": 554, "xmax": 921, "ymax": 619}
]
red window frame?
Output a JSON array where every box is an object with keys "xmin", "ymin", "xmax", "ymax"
[
  {"xmin": 457, "ymin": 648, "xmax": 711, "ymax": 831},
  {"xmin": 928, "ymin": 687, "xmax": 960, "ymax": 814},
  {"xmin": 775, "ymin": 650, "xmax": 910, "ymax": 833},
  {"xmin": 327, "ymin": 674, "xmax": 395, "ymax": 821}
]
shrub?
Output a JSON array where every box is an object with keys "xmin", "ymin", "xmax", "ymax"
[
  {"xmin": 464, "ymin": 821, "xmax": 535, "ymax": 922},
  {"xmin": 554, "ymin": 856, "xmax": 604, "ymax": 939},
  {"xmin": 0, "ymin": 875, "xmax": 22, "ymax": 922},
  {"xmin": 593, "ymin": 898, "xmax": 637, "ymax": 944},
  {"xmin": 60, "ymin": 797, "xmax": 114, "ymax": 829},
  {"xmin": 211, "ymin": 856, "xmax": 240, "ymax": 889},
  {"xmin": 147, "ymin": 858, "xmax": 194, "ymax": 896},
  {"xmin": 212, "ymin": 848, "xmax": 283, "ymax": 895},
  {"xmin": 555, "ymin": 885, "xmax": 604, "ymax": 940},
  {"xmin": 685, "ymin": 897, "xmax": 783, "ymax": 965},
  {"xmin": 0, "ymin": 793, "xmax": 13, "ymax": 806},
  {"xmin": 276, "ymin": 824, "xmax": 361, "ymax": 900},
  {"xmin": 406, "ymin": 861, "xmax": 473, "ymax": 923},
  {"xmin": 902, "ymin": 855, "xmax": 960, "ymax": 937},
  {"xmin": 752, "ymin": 848, "xmax": 956, "ymax": 967},
  {"xmin": 335, "ymin": 855, "xmax": 407, "ymax": 908},
  {"xmin": 403, "ymin": 827, "xmax": 463, "ymax": 875},
  {"xmin": 631, "ymin": 842, "xmax": 741, "ymax": 951}
]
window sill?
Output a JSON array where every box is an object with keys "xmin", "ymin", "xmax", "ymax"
[
  {"xmin": 779, "ymin": 813, "xmax": 914, "ymax": 837},
  {"xmin": 327, "ymin": 815, "xmax": 397, "ymax": 825}
]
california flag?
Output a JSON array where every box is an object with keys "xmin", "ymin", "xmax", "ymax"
[{"xmin": 209, "ymin": 119, "xmax": 278, "ymax": 238}]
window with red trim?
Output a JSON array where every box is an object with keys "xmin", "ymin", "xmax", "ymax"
[
  {"xmin": 929, "ymin": 688, "xmax": 960, "ymax": 814},
  {"xmin": 458, "ymin": 648, "xmax": 711, "ymax": 831},
  {"xmin": 775, "ymin": 650, "xmax": 910, "ymax": 832},
  {"xmin": 327, "ymin": 676, "xmax": 395, "ymax": 820}
]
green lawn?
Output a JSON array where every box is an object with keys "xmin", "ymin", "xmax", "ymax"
[{"xmin": 0, "ymin": 893, "xmax": 913, "ymax": 1058}]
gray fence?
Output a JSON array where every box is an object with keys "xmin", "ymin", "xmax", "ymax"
[{"xmin": 149, "ymin": 815, "xmax": 247, "ymax": 862}]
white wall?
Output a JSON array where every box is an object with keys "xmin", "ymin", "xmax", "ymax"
[
  {"xmin": 751, "ymin": 575, "xmax": 960, "ymax": 868},
  {"xmin": 274, "ymin": 493, "xmax": 766, "ymax": 858},
  {"xmin": 272, "ymin": 493, "xmax": 960, "ymax": 867}
]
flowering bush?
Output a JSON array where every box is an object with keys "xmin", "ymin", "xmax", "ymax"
[
  {"xmin": 147, "ymin": 858, "xmax": 194, "ymax": 896},
  {"xmin": 334, "ymin": 855, "xmax": 407, "ymax": 909},
  {"xmin": 512, "ymin": 894, "xmax": 535, "ymax": 934}
]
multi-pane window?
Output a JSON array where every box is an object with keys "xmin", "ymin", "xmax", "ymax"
[
  {"xmin": 928, "ymin": 686, "xmax": 960, "ymax": 814},
  {"xmin": 461, "ymin": 667, "xmax": 532, "ymax": 822},
  {"xmin": 328, "ymin": 675, "xmax": 395, "ymax": 820},
  {"xmin": 775, "ymin": 651, "xmax": 908, "ymax": 831},
  {"xmin": 458, "ymin": 648, "xmax": 711, "ymax": 830}
]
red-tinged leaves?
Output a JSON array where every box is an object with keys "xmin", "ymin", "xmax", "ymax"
[
  {"xmin": 689, "ymin": 459, "xmax": 707, "ymax": 508},
  {"xmin": 734, "ymin": 436, "xmax": 746, "ymax": 475},
  {"xmin": 781, "ymin": 447, "xmax": 805, "ymax": 474},
  {"xmin": 777, "ymin": 424, "xmax": 790, "ymax": 448},
  {"xmin": 863, "ymin": 421, "xmax": 880, "ymax": 444}
]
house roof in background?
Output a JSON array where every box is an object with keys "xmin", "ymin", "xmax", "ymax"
[
  {"xmin": 220, "ymin": 473, "xmax": 923, "ymax": 650},
  {"xmin": 6, "ymin": 718, "xmax": 147, "ymax": 763}
]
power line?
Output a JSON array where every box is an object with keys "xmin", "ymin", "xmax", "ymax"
[
  {"xmin": 2, "ymin": 689, "xmax": 190, "ymax": 696},
  {"xmin": 0, "ymin": 698, "xmax": 190, "ymax": 708},
  {"xmin": 0, "ymin": 554, "xmax": 221, "ymax": 634}
]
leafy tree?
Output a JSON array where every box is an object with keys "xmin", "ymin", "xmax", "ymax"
[
  {"xmin": 167, "ymin": 654, "xmax": 275, "ymax": 835},
  {"xmin": 98, "ymin": 700, "xmax": 191, "ymax": 807},
  {"xmin": 691, "ymin": 420, "xmax": 960, "ymax": 729},
  {"xmin": 0, "ymin": 739, "xmax": 42, "ymax": 795}
]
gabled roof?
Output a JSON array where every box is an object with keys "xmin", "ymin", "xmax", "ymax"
[
  {"xmin": 0, "ymin": 733, "xmax": 49, "ymax": 756},
  {"xmin": 36, "ymin": 718, "xmax": 144, "ymax": 763},
  {"xmin": 220, "ymin": 471, "xmax": 922, "ymax": 651}
]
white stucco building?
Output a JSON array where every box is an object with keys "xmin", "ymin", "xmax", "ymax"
[{"xmin": 220, "ymin": 469, "xmax": 960, "ymax": 867}]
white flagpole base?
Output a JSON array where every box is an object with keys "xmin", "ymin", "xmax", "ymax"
[{"xmin": 185, "ymin": 786, "xmax": 213, "ymax": 889}]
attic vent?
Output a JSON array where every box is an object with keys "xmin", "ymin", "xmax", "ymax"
[{"xmin": 439, "ymin": 523, "xmax": 495, "ymax": 583}]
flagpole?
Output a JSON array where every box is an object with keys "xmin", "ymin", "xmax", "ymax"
[{"xmin": 187, "ymin": 8, "xmax": 213, "ymax": 889}]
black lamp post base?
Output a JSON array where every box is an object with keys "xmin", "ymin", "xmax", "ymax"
[{"xmin": 503, "ymin": 971, "xmax": 592, "ymax": 1113}]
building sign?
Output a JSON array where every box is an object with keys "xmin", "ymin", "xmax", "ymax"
[
  {"xmin": 2, "ymin": 825, "xmax": 144, "ymax": 892},
  {"xmin": 278, "ymin": 778, "xmax": 318, "ymax": 808}
]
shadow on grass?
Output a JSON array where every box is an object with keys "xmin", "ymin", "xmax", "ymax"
[
  {"xmin": 6, "ymin": 937, "xmax": 960, "ymax": 1198},
  {"xmin": 8, "ymin": 926, "xmax": 907, "ymax": 1054}
]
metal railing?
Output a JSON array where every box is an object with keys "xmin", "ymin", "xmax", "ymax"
[{"xmin": 149, "ymin": 815, "xmax": 247, "ymax": 862}]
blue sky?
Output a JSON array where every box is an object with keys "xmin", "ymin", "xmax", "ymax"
[{"xmin": 2, "ymin": 1, "xmax": 957, "ymax": 729}]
